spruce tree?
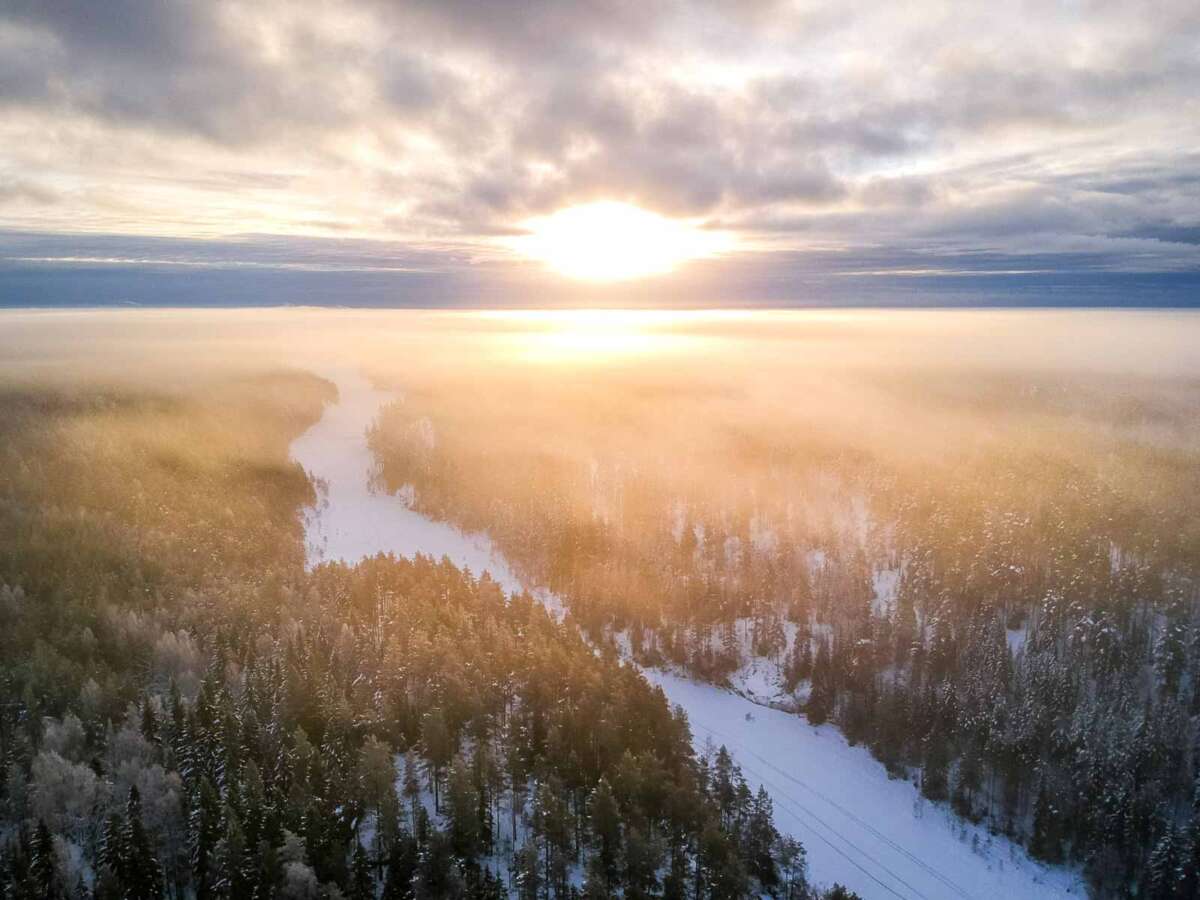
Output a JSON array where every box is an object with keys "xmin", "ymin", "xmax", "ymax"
[
  {"xmin": 123, "ymin": 786, "xmax": 164, "ymax": 900},
  {"xmin": 97, "ymin": 812, "xmax": 126, "ymax": 898},
  {"xmin": 746, "ymin": 787, "xmax": 780, "ymax": 889},
  {"xmin": 30, "ymin": 820, "xmax": 62, "ymax": 900},
  {"xmin": 381, "ymin": 832, "xmax": 418, "ymax": 900},
  {"xmin": 190, "ymin": 777, "xmax": 223, "ymax": 899},
  {"xmin": 1030, "ymin": 783, "xmax": 1063, "ymax": 863},
  {"xmin": 349, "ymin": 841, "xmax": 373, "ymax": 900},
  {"xmin": 587, "ymin": 777, "xmax": 621, "ymax": 881}
]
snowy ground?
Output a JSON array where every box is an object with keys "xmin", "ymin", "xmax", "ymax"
[
  {"xmin": 292, "ymin": 368, "xmax": 1086, "ymax": 900},
  {"xmin": 290, "ymin": 368, "xmax": 526, "ymax": 594},
  {"xmin": 643, "ymin": 668, "xmax": 1082, "ymax": 900}
]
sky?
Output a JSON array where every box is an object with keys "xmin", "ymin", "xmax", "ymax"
[{"xmin": 0, "ymin": 0, "xmax": 1198, "ymax": 307}]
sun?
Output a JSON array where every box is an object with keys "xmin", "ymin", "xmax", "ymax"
[{"xmin": 511, "ymin": 201, "xmax": 732, "ymax": 281}]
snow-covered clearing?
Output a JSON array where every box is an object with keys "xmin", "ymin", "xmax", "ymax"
[
  {"xmin": 643, "ymin": 669, "xmax": 1082, "ymax": 900},
  {"xmin": 291, "ymin": 368, "xmax": 1085, "ymax": 899}
]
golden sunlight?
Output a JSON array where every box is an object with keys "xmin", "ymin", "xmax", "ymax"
[
  {"xmin": 480, "ymin": 309, "xmax": 718, "ymax": 361},
  {"xmin": 511, "ymin": 201, "xmax": 733, "ymax": 281}
]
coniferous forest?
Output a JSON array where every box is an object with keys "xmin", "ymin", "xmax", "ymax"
[
  {"xmin": 2, "ymin": 308, "xmax": 1199, "ymax": 900},
  {"xmin": 0, "ymin": 365, "xmax": 823, "ymax": 899},
  {"xmin": 366, "ymin": 328, "xmax": 1200, "ymax": 899},
  {"xmin": 3, "ymin": 0, "xmax": 1200, "ymax": 891}
]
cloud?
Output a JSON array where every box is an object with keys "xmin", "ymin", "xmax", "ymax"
[{"xmin": 0, "ymin": 0, "xmax": 1195, "ymax": 301}]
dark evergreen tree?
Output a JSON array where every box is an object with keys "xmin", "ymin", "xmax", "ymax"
[
  {"xmin": 122, "ymin": 786, "xmax": 164, "ymax": 900},
  {"xmin": 1030, "ymin": 783, "xmax": 1064, "ymax": 864},
  {"xmin": 349, "ymin": 841, "xmax": 373, "ymax": 900},
  {"xmin": 190, "ymin": 777, "xmax": 223, "ymax": 899},
  {"xmin": 746, "ymin": 787, "xmax": 779, "ymax": 890},
  {"xmin": 30, "ymin": 820, "xmax": 62, "ymax": 900}
]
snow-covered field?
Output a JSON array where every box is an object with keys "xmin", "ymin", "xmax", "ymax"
[{"xmin": 291, "ymin": 369, "xmax": 1086, "ymax": 899}]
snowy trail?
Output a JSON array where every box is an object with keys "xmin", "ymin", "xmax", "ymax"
[{"xmin": 290, "ymin": 369, "xmax": 1085, "ymax": 900}]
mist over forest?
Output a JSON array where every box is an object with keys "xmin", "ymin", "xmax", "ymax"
[{"xmin": 0, "ymin": 308, "xmax": 1198, "ymax": 900}]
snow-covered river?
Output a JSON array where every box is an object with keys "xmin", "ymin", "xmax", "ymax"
[{"xmin": 290, "ymin": 370, "xmax": 1084, "ymax": 900}]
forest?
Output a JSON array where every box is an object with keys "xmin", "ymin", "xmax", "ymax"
[
  {"xmin": 365, "ymin": 314, "xmax": 1200, "ymax": 898},
  {"xmin": 0, "ymin": 359, "xmax": 822, "ymax": 899},
  {"xmin": 2, "ymin": 307, "xmax": 1198, "ymax": 899}
]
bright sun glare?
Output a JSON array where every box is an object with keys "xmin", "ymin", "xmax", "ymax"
[{"xmin": 512, "ymin": 201, "xmax": 733, "ymax": 281}]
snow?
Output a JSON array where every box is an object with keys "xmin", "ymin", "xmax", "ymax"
[
  {"xmin": 729, "ymin": 653, "xmax": 788, "ymax": 706},
  {"xmin": 1006, "ymin": 626, "xmax": 1028, "ymax": 655},
  {"xmin": 872, "ymin": 567, "xmax": 901, "ymax": 617},
  {"xmin": 289, "ymin": 368, "xmax": 526, "ymax": 596},
  {"xmin": 295, "ymin": 368, "xmax": 1086, "ymax": 900},
  {"xmin": 643, "ymin": 669, "xmax": 1084, "ymax": 900}
]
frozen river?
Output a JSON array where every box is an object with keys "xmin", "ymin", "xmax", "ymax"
[{"xmin": 290, "ymin": 369, "xmax": 1084, "ymax": 900}]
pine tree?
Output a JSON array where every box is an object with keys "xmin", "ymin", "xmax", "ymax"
[
  {"xmin": 217, "ymin": 808, "xmax": 249, "ymax": 898},
  {"xmin": 122, "ymin": 786, "xmax": 164, "ymax": 900},
  {"xmin": 446, "ymin": 755, "xmax": 481, "ymax": 861},
  {"xmin": 1145, "ymin": 825, "xmax": 1183, "ymax": 900},
  {"xmin": 698, "ymin": 822, "xmax": 746, "ymax": 899},
  {"xmin": 349, "ymin": 841, "xmax": 373, "ymax": 900},
  {"xmin": 513, "ymin": 840, "xmax": 540, "ymax": 900},
  {"xmin": 661, "ymin": 847, "xmax": 689, "ymax": 900},
  {"xmin": 414, "ymin": 829, "xmax": 458, "ymax": 899},
  {"xmin": 190, "ymin": 777, "xmax": 223, "ymax": 899},
  {"xmin": 953, "ymin": 745, "xmax": 982, "ymax": 820},
  {"xmin": 921, "ymin": 737, "xmax": 949, "ymax": 803},
  {"xmin": 778, "ymin": 835, "xmax": 807, "ymax": 899},
  {"xmin": 97, "ymin": 812, "xmax": 126, "ymax": 898},
  {"xmin": 581, "ymin": 852, "xmax": 611, "ymax": 899},
  {"xmin": 532, "ymin": 777, "xmax": 572, "ymax": 897},
  {"xmin": 1030, "ymin": 783, "xmax": 1063, "ymax": 863},
  {"xmin": 587, "ymin": 777, "xmax": 621, "ymax": 881},
  {"xmin": 623, "ymin": 827, "xmax": 660, "ymax": 900},
  {"xmin": 806, "ymin": 639, "xmax": 835, "ymax": 725},
  {"xmin": 746, "ymin": 787, "xmax": 779, "ymax": 889},
  {"xmin": 30, "ymin": 820, "xmax": 62, "ymax": 900},
  {"xmin": 402, "ymin": 750, "xmax": 422, "ymax": 832},
  {"xmin": 420, "ymin": 710, "xmax": 452, "ymax": 813},
  {"xmin": 381, "ymin": 832, "xmax": 418, "ymax": 900}
]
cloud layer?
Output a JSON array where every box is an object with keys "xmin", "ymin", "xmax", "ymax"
[{"xmin": 1, "ymin": 0, "xmax": 1198, "ymax": 304}]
